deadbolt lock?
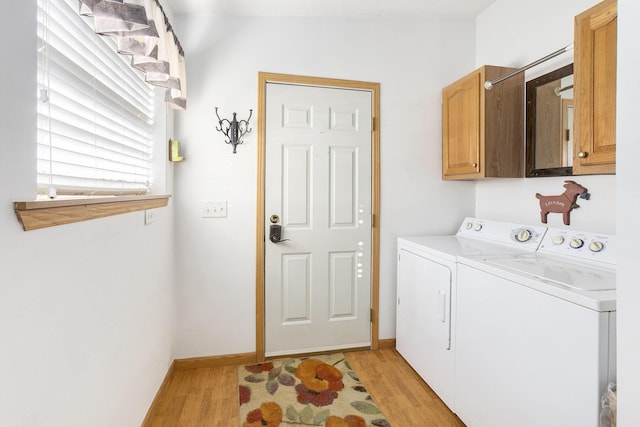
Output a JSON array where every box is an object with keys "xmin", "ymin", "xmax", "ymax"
[{"xmin": 269, "ymin": 214, "xmax": 280, "ymax": 224}]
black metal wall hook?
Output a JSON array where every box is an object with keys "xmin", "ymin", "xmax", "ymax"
[{"xmin": 214, "ymin": 107, "xmax": 252, "ymax": 153}]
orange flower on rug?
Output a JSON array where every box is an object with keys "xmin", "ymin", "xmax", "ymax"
[{"xmin": 238, "ymin": 353, "xmax": 391, "ymax": 427}]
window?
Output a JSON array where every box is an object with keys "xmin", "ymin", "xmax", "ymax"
[{"xmin": 37, "ymin": 0, "xmax": 155, "ymax": 197}]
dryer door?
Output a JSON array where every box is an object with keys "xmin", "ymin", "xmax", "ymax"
[{"xmin": 396, "ymin": 249, "xmax": 454, "ymax": 408}]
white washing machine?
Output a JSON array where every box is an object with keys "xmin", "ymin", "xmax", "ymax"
[
  {"xmin": 396, "ymin": 218, "xmax": 547, "ymax": 412},
  {"xmin": 455, "ymin": 227, "xmax": 616, "ymax": 427}
]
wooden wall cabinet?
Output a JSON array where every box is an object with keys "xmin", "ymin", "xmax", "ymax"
[
  {"xmin": 442, "ymin": 65, "xmax": 524, "ymax": 180},
  {"xmin": 573, "ymin": 0, "xmax": 617, "ymax": 175}
]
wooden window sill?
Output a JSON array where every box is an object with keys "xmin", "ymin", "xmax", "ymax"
[{"xmin": 14, "ymin": 195, "xmax": 171, "ymax": 231}]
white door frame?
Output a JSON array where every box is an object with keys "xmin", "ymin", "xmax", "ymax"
[{"xmin": 255, "ymin": 72, "xmax": 380, "ymax": 361}]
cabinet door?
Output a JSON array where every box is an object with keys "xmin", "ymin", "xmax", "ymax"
[
  {"xmin": 442, "ymin": 70, "xmax": 481, "ymax": 178},
  {"xmin": 573, "ymin": 0, "xmax": 617, "ymax": 174}
]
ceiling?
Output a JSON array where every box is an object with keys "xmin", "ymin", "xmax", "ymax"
[{"xmin": 161, "ymin": 0, "xmax": 497, "ymax": 17}]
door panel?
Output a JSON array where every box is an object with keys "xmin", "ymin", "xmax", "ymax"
[
  {"xmin": 330, "ymin": 147, "xmax": 357, "ymax": 227},
  {"xmin": 265, "ymin": 83, "xmax": 372, "ymax": 356},
  {"xmin": 282, "ymin": 145, "xmax": 311, "ymax": 226},
  {"xmin": 281, "ymin": 253, "xmax": 311, "ymax": 323},
  {"xmin": 329, "ymin": 251, "xmax": 357, "ymax": 319}
]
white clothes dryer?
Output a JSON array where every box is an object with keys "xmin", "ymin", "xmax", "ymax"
[
  {"xmin": 455, "ymin": 227, "xmax": 616, "ymax": 427},
  {"xmin": 396, "ymin": 217, "xmax": 547, "ymax": 412}
]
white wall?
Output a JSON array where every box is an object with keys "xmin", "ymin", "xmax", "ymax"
[
  {"xmin": 475, "ymin": 0, "xmax": 615, "ymax": 234},
  {"xmin": 172, "ymin": 15, "xmax": 477, "ymax": 357},
  {"xmin": 616, "ymin": 0, "xmax": 640, "ymax": 424},
  {"xmin": 0, "ymin": 3, "xmax": 175, "ymax": 425}
]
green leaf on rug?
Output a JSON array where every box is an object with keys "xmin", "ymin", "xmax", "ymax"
[
  {"xmin": 284, "ymin": 364, "xmax": 297, "ymax": 374},
  {"xmin": 286, "ymin": 405, "xmax": 298, "ymax": 421},
  {"xmin": 314, "ymin": 409, "xmax": 331, "ymax": 424},
  {"xmin": 299, "ymin": 405, "xmax": 314, "ymax": 423},
  {"xmin": 351, "ymin": 401, "xmax": 382, "ymax": 414}
]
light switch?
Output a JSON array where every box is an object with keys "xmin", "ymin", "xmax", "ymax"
[{"xmin": 202, "ymin": 201, "xmax": 227, "ymax": 218}]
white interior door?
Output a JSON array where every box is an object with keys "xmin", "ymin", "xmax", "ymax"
[{"xmin": 264, "ymin": 82, "xmax": 372, "ymax": 357}]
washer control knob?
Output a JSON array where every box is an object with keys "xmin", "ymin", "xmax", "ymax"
[
  {"xmin": 570, "ymin": 238, "xmax": 585, "ymax": 249},
  {"xmin": 466, "ymin": 222, "xmax": 473, "ymax": 229},
  {"xmin": 515, "ymin": 229, "xmax": 532, "ymax": 242},
  {"xmin": 589, "ymin": 241, "xmax": 605, "ymax": 252},
  {"xmin": 474, "ymin": 223, "xmax": 483, "ymax": 231},
  {"xmin": 551, "ymin": 235, "xmax": 565, "ymax": 245}
]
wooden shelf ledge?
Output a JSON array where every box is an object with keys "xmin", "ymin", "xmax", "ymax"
[{"xmin": 14, "ymin": 195, "xmax": 171, "ymax": 231}]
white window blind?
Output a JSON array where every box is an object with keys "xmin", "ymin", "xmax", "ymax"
[{"xmin": 37, "ymin": 0, "xmax": 155, "ymax": 196}]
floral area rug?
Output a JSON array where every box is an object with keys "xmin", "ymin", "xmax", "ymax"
[{"xmin": 238, "ymin": 353, "xmax": 391, "ymax": 427}]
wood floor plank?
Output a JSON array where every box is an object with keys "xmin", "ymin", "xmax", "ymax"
[
  {"xmin": 144, "ymin": 349, "xmax": 465, "ymax": 426},
  {"xmin": 345, "ymin": 350, "xmax": 465, "ymax": 427}
]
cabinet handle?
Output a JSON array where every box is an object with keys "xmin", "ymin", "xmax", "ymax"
[
  {"xmin": 472, "ymin": 163, "xmax": 478, "ymax": 168},
  {"xmin": 577, "ymin": 151, "xmax": 588, "ymax": 158}
]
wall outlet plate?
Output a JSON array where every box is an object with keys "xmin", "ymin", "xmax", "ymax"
[
  {"xmin": 202, "ymin": 201, "xmax": 227, "ymax": 218},
  {"xmin": 144, "ymin": 209, "xmax": 155, "ymax": 225}
]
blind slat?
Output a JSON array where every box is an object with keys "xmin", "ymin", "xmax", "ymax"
[
  {"xmin": 37, "ymin": 0, "xmax": 155, "ymax": 195},
  {"xmin": 38, "ymin": 100, "xmax": 153, "ymax": 153},
  {"xmin": 39, "ymin": 0, "xmax": 153, "ymax": 104}
]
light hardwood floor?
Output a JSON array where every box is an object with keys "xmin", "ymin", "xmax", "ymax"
[{"xmin": 145, "ymin": 349, "xmax": 465, "ymax": 426}]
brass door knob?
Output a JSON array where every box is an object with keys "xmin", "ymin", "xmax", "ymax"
[{"xmin": 577, "ymin": 151, "xmax": 588, "ymax": 158}]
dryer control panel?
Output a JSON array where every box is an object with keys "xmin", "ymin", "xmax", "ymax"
[{"xmin": 456, "ymin": 217, "xmax": 547, "ymax": 251}]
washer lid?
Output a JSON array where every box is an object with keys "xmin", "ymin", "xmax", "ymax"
[
  {"xmin": 398, "ymin": 235, "xmax": 537, "ymax": 262},
  {"xmin": 486, "ymin": 255, "xmax": 615, "ymax": 291}
]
